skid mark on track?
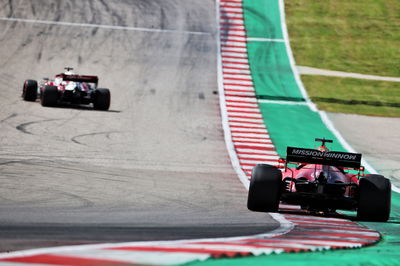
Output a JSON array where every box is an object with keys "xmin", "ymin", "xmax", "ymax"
[
  {"xmin": 71, "ymin": 131, "xmax": 121, "ymax": 145},
  {"xmin": 0, "ymin": 160, "xmax": 29, "ymax": 167},
  {"xmin": 15, "ymin": 119, "xmax": 60, "ymax": 135},
  {"xmin": 57, "ymin": 191, "xmax": 95, "ymax": 208},
  {"xmin": 0, "ymin": 113, "xmax": 17, "ymax": 124}
]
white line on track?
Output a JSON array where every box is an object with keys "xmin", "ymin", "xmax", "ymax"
[
  {"xmin": 225, "ymin": 92, "xmax": 256, "ymax": 97},
  {"xmin": 223, "ymin": 68, "xmax": 251, "ymax": 74},
  {"xmin": 228, "ymin": 109, "xmax": 261, "ymax": 115},
  {"xmin": 223, "ymin": 62, "xmax": 249, "ymax": 68},
  {"xmin": 221, "ymin": 46, "xmax": 247, "ymax": 53},
  {"xmin": 220, "ymin": 24, "xmax": 245, "ymax": 29},
  {"xmin": 238, "ymin": 153, "xmax": 279, "ymax": 160},
  {"xmin": 0, "ymin": 17, "xmax": 212, "ymax": 36},
  {"xmin": 221, "ymin": 8, "xmax": 244, "ymax": 13},
  {"xmin": 239, "ymin": 156, "xmax": 279, "ymax": 162},
  {"xmin": 240, "ymin": 159, "xmax": 277, "ymax": 164},
  {"xmin": 228, "ymin": 118, "xmax": 263, "ymax": 123},
  {"xmin": 226, "ymin": 103, "xmax": 259, "ymax": 108},
  {"xmin": 231, "ymin": 134, "xmax": 270, "ymax": 139},
  {"xmin": 234, "ymin": 138, "xmax": 270, "ymax": 143},
  {"xmin": 224, "ymin": 86, "xmax": 254, "ymax": 91},
  {"xmin": 220, "ymin": 27, "xmax": 246, "ymax": 32},
  {"xmin": 224, "ymin": 76, "xmax": 253, "ymax": 81},
  {"xmin": 230, "ymin": 123, "xmax": 266, "ymax": 129},
  {"xmin": 221, "ymin": 41, "xmax": 247, "ymax": 47},
  {"xmin": 222, "ymin": 57, "xmax": 249, "ymax": 63},
  {"xmin": 229, "ymin": 113, "xmax": 261, "ymax": 118},
  {"xmin": 224, "ymin": 78, "xmax": 253, "ymax": 82},
  {"xmin": 225, "ymin": 96, "xmax": 257, "ymax": 102},
  {"xmin": 222, "ymin": 50, "xmax": 248, "ymax": 55},
  {"xmin": 225, "ymin": 85, "xmax": 254, "ymax": 90},
  {"xmin": 227, "ymin": 113, "xmax": 262, "ymax": 117},
  {"xmin": 220, "ymin": 18, "xmax": 244, "ymax": 24},
  {"xmin": 230, "ymin": 127, "xmax": 266, "ymax": 133}
]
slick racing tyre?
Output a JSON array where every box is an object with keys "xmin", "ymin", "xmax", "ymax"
[
  {"xmin": 93, "ymin": 88, "xmax": 110, "ymax": 111},
  {"xmin": 357, "ymin": 174, "xmax": 391, "ymax": 222},
  {"xmin": 41, "ymin": 85, "xmax": 58, "ymax": 107},
  {"xmin": 22, "ymin": 80, "xmax": 38, "ymax": 101},
  {"xmin": 247, "ymin": 164, "xmax": 282, "ymax": 212}
]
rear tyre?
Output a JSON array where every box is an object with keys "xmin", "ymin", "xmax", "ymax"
[
  {"xmin": 93, "ymin": 88, "xmax": 110, "ymax": 110},
  {"xmin": 41, "ymin": 85, "xmax": 58, "ymax": 107},
  {"xmin": 247, "ymin": 164, "xmax": 282, "ymax": 212},
  {"xmin": 357, "ymin": 174, "xmax": 391, "ymax": 222},
  {"xmin": 22, "ymin": 80, "xmax": 37, "ymax": 101}
]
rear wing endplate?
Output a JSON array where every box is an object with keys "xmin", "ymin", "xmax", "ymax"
[{"xmin": 286, "ymin": 147, "xmax": 362, "ymax": 168}]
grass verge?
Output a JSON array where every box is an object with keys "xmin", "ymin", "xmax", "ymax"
[
  {"xmin": 285, "ymin": 0, "xmax": 400, "ymax": 117},
  {"xmin": 285, "ymin": 0, "xmax": 400, "ymax": 77},
  {"xmin": 302, "ymin": 75, "xmax": 400, "ymax": 117}
]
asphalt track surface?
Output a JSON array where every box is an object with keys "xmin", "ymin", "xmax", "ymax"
[{"xmin": 0, "ymin": 0, "xmax": 279, "ymax": 252}]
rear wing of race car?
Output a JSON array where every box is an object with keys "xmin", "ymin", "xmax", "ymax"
[
  {"xmin": 286, "ymin": 147, "xmax": 362, "ymax": 168},
  {"xmin": 56, "ymin": 74, "xmax": 99, "ymax": 84}
]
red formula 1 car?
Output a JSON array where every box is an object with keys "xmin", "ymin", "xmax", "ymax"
[
  {"xmin": 247, "ymin": 138, "xmax": 391, "ymax": 221},
  {"xmin": 22, "ymin": 67, "xmax": 110, "ymax": 110}
]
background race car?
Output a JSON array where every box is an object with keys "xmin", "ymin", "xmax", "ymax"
[
  {"xmin": 247, "ymin": 138, "xmax": 392, "ymax": 222},
  {"xmin": 22, "ymin": 67, "xmax": 111, "ymax": 110}
]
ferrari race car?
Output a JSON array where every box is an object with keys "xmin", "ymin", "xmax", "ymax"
[
  {"xmin": 247, "ymin": 138, "xmax": 391, "ymax": 221},
  {"xmin": 22, "ymin": 67, "xmax": 110, "ymax": 110}
]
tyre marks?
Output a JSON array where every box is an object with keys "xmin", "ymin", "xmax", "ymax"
[
  {"xmin": 0, "ymin": 113, "xmax": 17, "ymax": 124},
  {"xmin": 71, "ymin": 131, "xmax": 121, "ymax": 145},
  {"xmin": 15, "ymin": 119, "xmax": 60, "ymax": 135}
]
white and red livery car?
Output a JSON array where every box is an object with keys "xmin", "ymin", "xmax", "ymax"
[{"xmin": 22, "ymin": 67, "xmax": 110, "ymax": 110}]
